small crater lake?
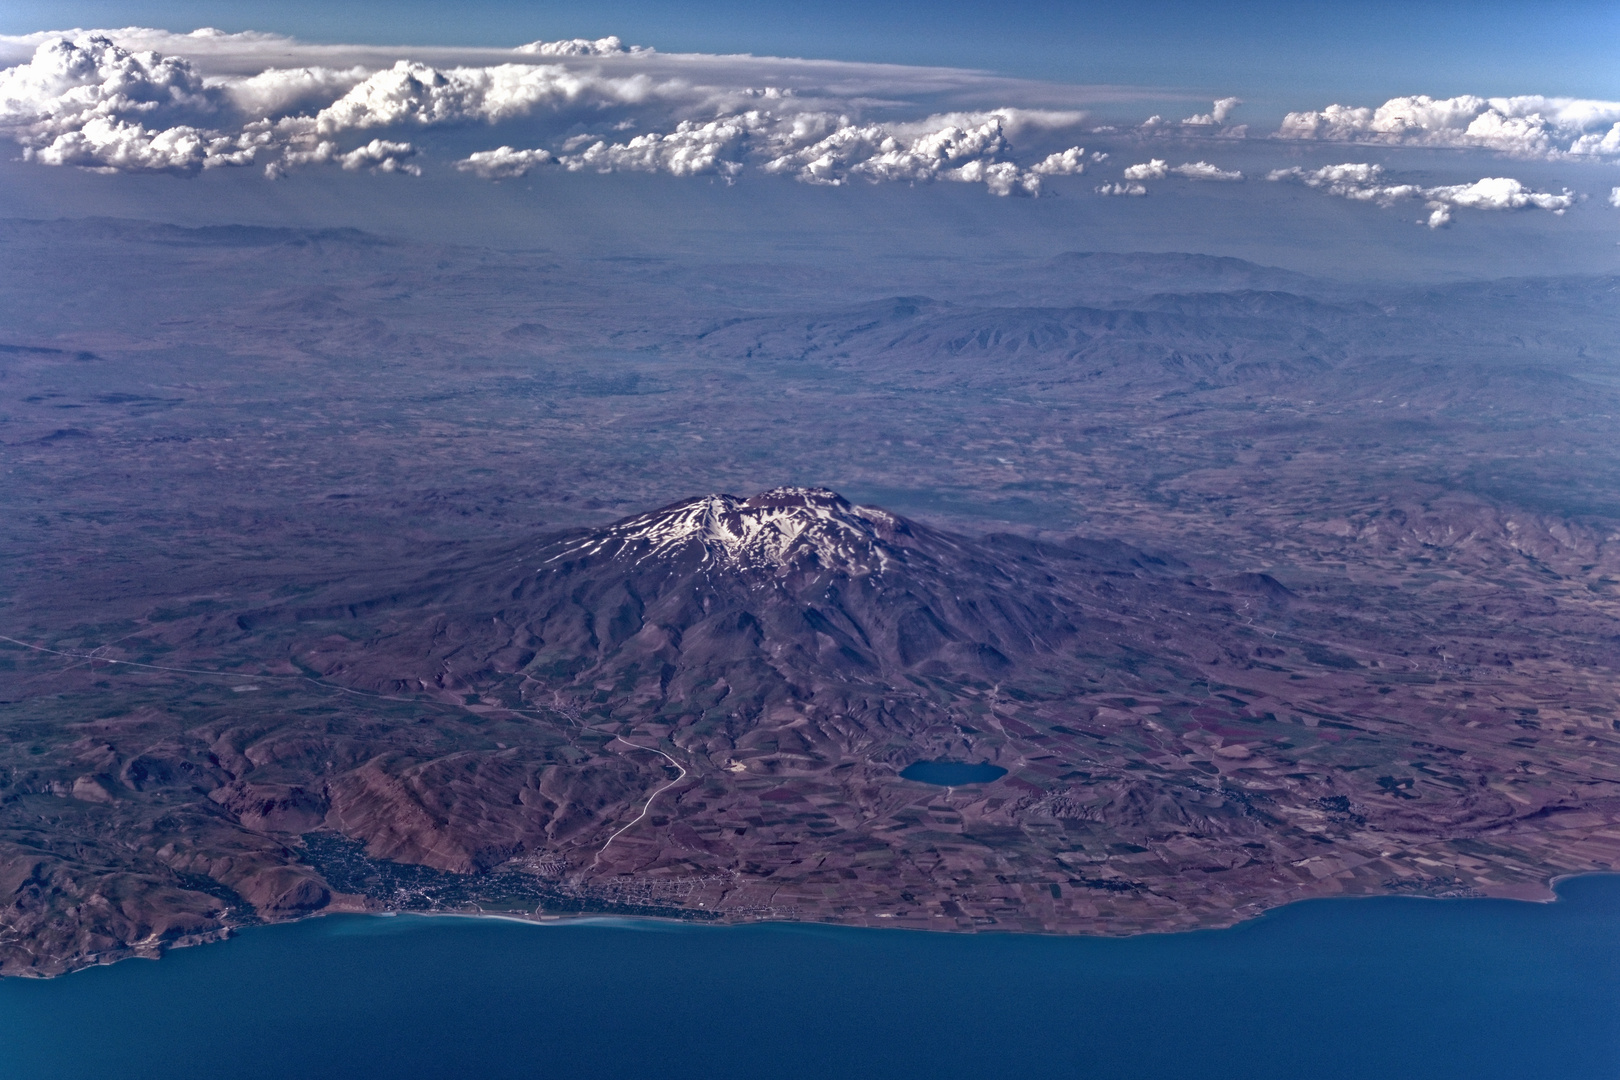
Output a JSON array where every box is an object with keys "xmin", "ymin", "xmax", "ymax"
[{"xmin": 900, "ymin": 759, "xmax": 1008, "ymax": 785}]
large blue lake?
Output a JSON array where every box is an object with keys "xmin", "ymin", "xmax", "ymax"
[{"xmin": 3, "ymin": 876, "xmax": 1618, "ymax": 1080}]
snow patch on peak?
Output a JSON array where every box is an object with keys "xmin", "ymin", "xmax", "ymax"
[{"xmin": 548, "ymin": 487, "xmax": 905, "ymax": 574}]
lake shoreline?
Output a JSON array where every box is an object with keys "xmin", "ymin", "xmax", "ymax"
[
  {"xmin": 7, "ymin": 875, "xmax": 1619, "ymax": 1080},
  {"xmin": 12, "ymin": 869, "xmax": 1606, "ymax": 981}
]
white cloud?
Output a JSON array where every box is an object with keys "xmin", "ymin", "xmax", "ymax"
[
  {"xmin": 1570, "ymin": 125, "xmax": 1620, "ymax": 158},
  {"xmin": 1278, "ymin": 94, "xmax": 1620, "ymax": 160},
  {"xmin": 515, "ymin": 36, "xmax": 647, "ymax": 58},
  {"xmin": 0, "ymin": 27, "xmax": 650, "ymax": 75},
  {"xmin": 0, "ymin": 33, "xmax": 257, "ymax": 172},
  {"xmin": 304, "ymin": 59, "xmax": 669, "ymax": 135},
  {"xmin": 0, "ymin": 24, "xmax": 1122, "ymax": 117},
  {"xmin": 1610, "ymin": 187, "xmax": 1620, "ymax": 208},
  {"xmin": 336, "ymin": 137, "xmax": 420, "ymax": 173},
  {"xmin": 0, "ymin": 21, "xmax": 1608, "ymax": 237},
  {"xmin": 0, "ymin": 31, "xmax": 746, "ymax": 177},
  {"xmin": 455, "ymin": 144, "xmax": 555, "ymax": 179},
  {"xmin": 1119, "ymin": 159, "xmax": 1238, "ymax": 182},
  {"xmin": 224, "ymin": 66, "xmax": 371, "ymax": 119},
  {"xmin": 766, "ymin": 113, "xmax": 1012, "ymax": 187},
  {"xmin": 1171, "ymin": 160, "xmax": 1242, "ymax": 180},
  {"xmin": 1028, "ymin": 146, "xmax": 1086, "ymax": 176},
  {"xmin": 548, "ymin": 109, "xmax": 1087, "ymax": 195},
  {"xmin": 269, "ymin": 136, "xmax": 419, "ymax": 176},
  {"xmin": 1183, "ymin": 97, "xmax": 1241, "ymax": 125},
  {"xmin": 31, "ymin": 117, "xmax": 265, "ymax": 172},
  {"xmin": 0, "ymin": 28, "xmax": 1094, "ymax": 190},
  {"xmin": 0, "ymin": 33, "xmax": 217, "ymax": 123},
  {"xmin": 0, "ymin": 26, "xmax": 296, "ymax": 72},
  {"xmin": 1270, "ymin": 162, "xmax": 1385, "ymax": 189},
  {"xmin": 1268, "ymin": 163, "xmax": 1574, "ymax": 227},
  {"xmin": 562, "ymin": 113, "xmax": 759, "ymax": 179},
  {"xmin": 1422, "ymin": 175, "xmax": 1569, "ymax": 212},
  {"xmin": 1139, "ymin": 99, "xmax": 1245, "ymax": 137},
  {"xmin": 0, "ymin": 33, "xmax": 422, "ymax": 175}
]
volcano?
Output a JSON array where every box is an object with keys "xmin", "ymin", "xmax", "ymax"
[
  {"xmin": 310, "ymin": 487, "xmax": 1186, "ymax": 753},
  {"xmin": 257, "ymin": 489, "xmax": 1612, "ymax": 933},
  {"xmin": 9, "ymin": 488, "xmax": 1614, "ymax": 980}
]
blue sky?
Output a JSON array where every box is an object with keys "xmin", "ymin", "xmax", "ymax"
[{"xmin": 6, "ymin": 0, "xmax": 1619, "ymax": 108}]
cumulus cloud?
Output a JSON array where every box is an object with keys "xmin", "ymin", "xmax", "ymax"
[
  {"xmin": 1139, "ymin": 99, "xmax": 1246, "ymax": 137},
  {"xmin": 562, "ymin": 113, "xmax": 759, "ymax": 179},
  {"xmin": 0, "ymin": 26, "xmax": 295, "ymax": 72},
  {"xmin": 1573, "ymin": 126, "xmax": 1620, "ymax": 158},
  {"xmin": 224, "ymin": 65, "xmax": 371, "ymax": 119},
  {"xmin": 0, "ymin": 29, "xmax": 1093, "ymax": 192},
  {"xmin": 269, "ymin": 136, "xmax": 419, "ymax": 177},
  {"xmin": 3, "ymin": 22, "xmax": 1610, "ymax": 233},
  {"xmin": 0, "ymin": 33, "xmax": 258, "ymax": 172},
  {"xmin": 1119, "ymin": 159, "xmax": 1239, "ymax": 183},
  {"xmin": 1278, "ymin": 94, "xmax": 1620, "ymax": 160},
  {"xmin": 1268, "ymin": 162, "xmax": 1394, "ymax": 197},
  {"xmin": 0, "ymin": 31, "xmax": 701, "ymax": 176},
  {"xmin": 0, "ymin": 33, "xmax": 217, "ymax": 121},
  {"xmin": 1028, "ymin": 146, "xmax": 1087, "ymax": 176},
  {"xmin": 455, "ymin": 144, "xmax": 555, "ymax": 179},
  {"xmin": 1611, "ymin": 187, "xmax": 1620, "ymax": 208},
  {"xmin": 303, "ymin": 59, "xmax": 667, "ymax": 135},
  {"xmin": 32, "ymin": 117, "xmax": 263, "ymax": 172},
  {"xmin": 543, "ymin": 110, "xmax": 1087, "ymax": 195},
  {"xmin": 1183, "ymin": 97, "xmax": 1241, "ymax": 125},
  {"xmin": 515, "ymin": 36, "xmax": 647, "ymax": 57},
  {"xmin": 0, "ymin": 34, "xmax": 429, "ymax": 175},
  {"xmin": 1269, "ymin": 162, "xmax": 1575, "ymax": 227},
  {"xmin": 1171, "ymin": 160, "xmax": 1242, "ymax": 180},
  {"xmin": 766, "ymin": 113, "xmax": 1016, "ymax": 190},
  {"xmin": 333, "ymin": 138, "xmax": 419, "ymax": 173}
]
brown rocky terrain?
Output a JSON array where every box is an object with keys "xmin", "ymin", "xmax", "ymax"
[
  {"xmin": 3, "ymin": 220, "xmax": 1620, "ymax": 976},
  {"xmin": 4, "ymin": 486, "xmax": 1619, "ymax": 976}
]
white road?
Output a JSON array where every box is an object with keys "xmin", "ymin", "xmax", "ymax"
[{"xmin": 591, "ymin": 737, "xmax": 689, "ymax": 869}]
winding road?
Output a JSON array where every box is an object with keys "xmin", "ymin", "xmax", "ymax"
[{"xmin": 591, "ymin": 738, "xmax": 690, "ymax": 869}]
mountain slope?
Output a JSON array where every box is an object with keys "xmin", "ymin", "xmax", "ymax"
[
  {"xmin": 6, "ymin": 488, "xmax": 1620, "ymax": 976},
  {"xmin": 302, "ymin": 488, "xmax": 1192, "ymax": 749}
]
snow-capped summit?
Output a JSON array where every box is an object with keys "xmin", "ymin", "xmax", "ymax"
[{"xmin": 545, "ymin": 487, "xmax": 910, "ymax": 575}]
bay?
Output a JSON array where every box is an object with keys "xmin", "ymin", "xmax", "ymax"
[{"xmin": 2, "ymin": 876, "xmax": 1618, "ymax": 1080}]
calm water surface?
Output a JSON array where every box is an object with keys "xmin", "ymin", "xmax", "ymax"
[
  {"xmin": 900, "ymin": 760, "xmax": 1009, "ymax": 785},
  {"xmin": 2, "ymin": 876, "xmax": 1618, "ymax": 1080}
]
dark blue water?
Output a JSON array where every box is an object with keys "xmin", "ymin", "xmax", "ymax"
[
  {"xmin": 900, "ymin": 759, "xmax": 1009, "ymax": 785},
  {"xmin": 3, "ymin": 876, "xmax": 1619, "ymax": 1080}
]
